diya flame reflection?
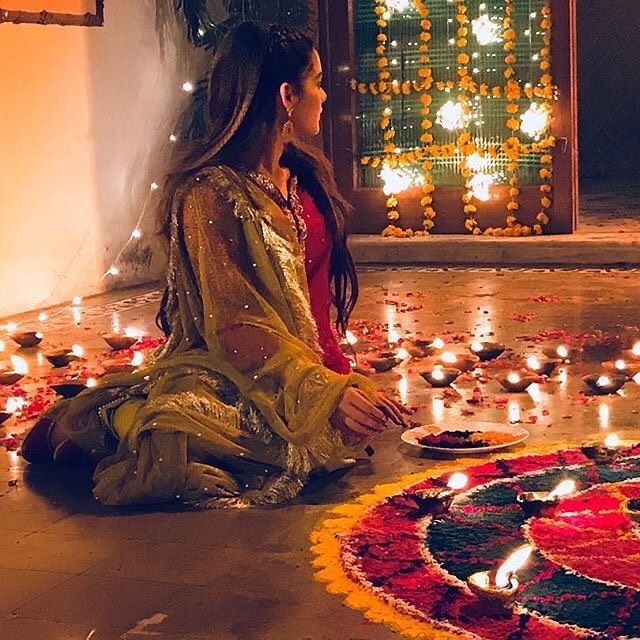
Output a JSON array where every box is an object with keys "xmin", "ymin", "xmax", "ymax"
[{"xmin": 10, "ymin": 355, "xmax": 28, "ymax": 375}]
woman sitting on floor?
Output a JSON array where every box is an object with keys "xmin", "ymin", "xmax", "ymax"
[{"xmin": 21, "ymin": 21, "xmax": 409, "ymax": 507}]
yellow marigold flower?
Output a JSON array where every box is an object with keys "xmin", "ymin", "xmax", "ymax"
[
  {"xmin": 506, "ymin": 215, "xmax": 517, "ymax": 227},
  {"xmin": 357, "ymin": 83, "xmax": 367, "ymax": 94},
  {"xmin": 457, "ymin": 38, "xmax": 467, "ymax": 48},
  {"xmin": 424, "ymin": 206, "xmax": 436, "ymax": 218},
  {"xmin": 536, "ymin": 212, "xmax": 550, "ymax": 224},
  {"xmin": 540, "ymin": 168, "xmax": 552, "ymax": 179},
  {"xmin": 464, "ymin": 204, "xmax": 477, "ymax": 214},
  {"xmin": 383, "ymin": 142, "xmax": 396, "ymax": 153},
  {"xmin": 540, "ymin": 73, "xmax": 552, "ymax": 86},
  {"xmin": 465, "ymin": 218, "xmax": 476, "ymax": 231},
  {"xmin": 387, "ymin": 210, "xmax": 400, "ymax": 220},
  {"xmin": 383, "ymin": 129, "xmax": 396, "ymax": 140},
  {"xmin": 386, "ymin": 197, "xmax": 398, "ymax": 208},
  {"xmin": 507, "ymin": 201, "xmax": 519, "ymax": 211}
]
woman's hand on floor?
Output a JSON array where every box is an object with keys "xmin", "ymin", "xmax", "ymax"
[
  {"xmin": 330, "ymin": 387, "xmax": 388, "ymax": 438},
  {"xmin": 330, "ymin": 388, "xmax": 413, "ymax": 438}
]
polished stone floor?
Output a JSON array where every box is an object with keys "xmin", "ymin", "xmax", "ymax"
[{"xmin": 1, "ymin": 267, "xmax": 639, "ymax": 639}]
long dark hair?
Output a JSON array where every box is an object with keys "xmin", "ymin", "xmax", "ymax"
[{"xmin": 156, "ymin": 21, "xmax": 358, "ymax": 337}]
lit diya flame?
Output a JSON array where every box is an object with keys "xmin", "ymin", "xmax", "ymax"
[
  {"xmin": 557, "ymin": 345, "xmax": 569, "ymax": 359},
  {"xmin": 124, "ymin": 327, "xmax": 143, "ymax": 338},
  {"xmin": 431, "ymin": 337, "xmax": 445, "ymax": 350},
  {"xmin": 596, "ymin": 375, "xmax": 611, "ymax": 388},
  {"xmin": 10, "ymin": 355, "xmax": 28, "ymax": 375},
  {"xmin": 441, "ymin": 351, "xmax": 457, "ymax": 365},
  {"xmin": 131, "ymin": 351, "xmax": 144, "ymax": 367},
  {"xmin": 615, "ymin": 359, "xmax": 627, "ymax": 371},
  {"xmin": 633, "ymin": 342, "xmax": 640, "ymax": 357},
  {"xmin": 86, "ymin": 378, "xmax": 98, "ymax": 388},
  {"xmin": 546, "ymin": 479, "xmax": 576, "ymax": 501},
  {"xmin": 71, "ymin": 344, "xmax": 84, "ymax": 358},
  {"xmin": 507, "ymin": 372, "xmax": 521, "ymax": 385},
  {"xmin": 526, "ymin": 356, "xmax": 540, "ymax": 370},
  {"xmin": 470, "ymin": 342, "xmax": 484, "ymax": 353},
  {"xmin": 604, "ymin": 433, "xmax": 621, "ymax": 449},
  {"xmin": 0, "ymin": 340, "xmax": 5, "ymax": 353},
  {"xmin": 495, "ymin": 545, "xmax": 533, "ymax": 589},
  {"xmin": 431, "ymin": 366, "xmax": 445, "ymax": 381},
  {"xmin": 447, "ymin": 472, "xmax": 469, "ymax": 491}
]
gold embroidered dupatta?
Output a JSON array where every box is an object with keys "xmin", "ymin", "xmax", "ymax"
[{"xmin": 53, "ymin": 166, "xmax": 376, "ymax": 507}]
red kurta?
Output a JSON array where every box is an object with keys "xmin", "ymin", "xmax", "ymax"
[{"xmin": 298, "ymin": 188, "xmax": 352, "ymax": 375}]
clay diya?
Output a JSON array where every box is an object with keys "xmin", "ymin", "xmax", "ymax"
[
  {"xmin": 420, "ymin": 366, "xmax": 461, "ymax": 388},
  {"xmin": 11, "ymin": 331, "xmax": 43, "ymax": 348},
  {"xmin": 517, "ymin": 480, "xmax": 576, "ymax": 519},
  {"xmin": 622, "ymin": 342, "xmax": 640, "ymax": 362},
  {"xmin": 0, "ymin": 411, "xmax": 11, "ymax": 426},
  {"xmin": 469, "ymin": 341, "xmax": 505, "ymax": 362},
  {"xmin": 438, "ymin": 351, "xmax": 479, "ymax": 373},
  {"xmin": 0, "ymin": 370, "xmax": 24, "ymax": 386},
  {"xmin": 102, "ymin": 333, "xmax": 139, "ymax": 351},
  {"xmin": 102, "ymin": 360, "xmax": 136, "ymax": 374},
  {"xmin": 44, "ymin": 349, "xmax": 79, "ymax": 368},
  {"xmin": 624, "ymin": 498, "xmax": 640, "ymax": 524},
  {"xmin": 367, "ymin": 351, "xmax": 402, "ymax": 373},
  {"xmin": 542, "ymin": 344, "xmax": 579, "ymax": 363},
  {"xmin": 583, "ymin": 373, "xmax": 627, "ymax": 395},
  {"xmin": 496, "ymin": 371, "xmax": 537, "ymax": 393},
  {"xmin": 407, "ymin": 337, "xmax": 445, "ymax": 358},
  {"xmin": 51, "ymin": 382, "xmax": 87, "ymax": 399},
  {"xmin": 602, "ymin": 359, "xmax": 640, "ymax": 378},
  {"xmin": 412, "ymin": 472, "xmax": 468, "ymax": 515},
  {"xmin": 466, "ymin": 545, "xmax": 532, "ymax": 606},
  {"xmin": 581, "ymin": 433, "xmax": 622, "ymax": 464},
  {"xmin": 525, "ymin": 356, "xmax": 561, "ymax": 377}
]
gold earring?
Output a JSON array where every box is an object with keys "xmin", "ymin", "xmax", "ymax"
[{"xmin": 282, "ymin": 109, "xmax": 294, "ymax": 136}]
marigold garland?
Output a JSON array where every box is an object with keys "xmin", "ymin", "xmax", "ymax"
[{"xmin": 352, "ymin": 1, "xmax": 557, "ymax": 239}]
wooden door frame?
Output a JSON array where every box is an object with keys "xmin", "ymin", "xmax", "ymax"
[{"xmin": 318, "ymin": 0, "xmax": 578, "ymax": 234}]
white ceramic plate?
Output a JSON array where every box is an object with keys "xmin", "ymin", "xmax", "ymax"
[{"xmin": 401, "ymin": 421, "xmax": 530, "ymax": 455}]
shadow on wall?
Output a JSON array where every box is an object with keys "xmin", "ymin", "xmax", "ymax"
[{"xmin": 578, "ymin": 0, "xmax": 640, "ymax": 180}]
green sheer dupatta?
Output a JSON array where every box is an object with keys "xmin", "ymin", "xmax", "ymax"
[{"xmin": 56, "ymin": 166, "xmax": 377, "ymax": 507}]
